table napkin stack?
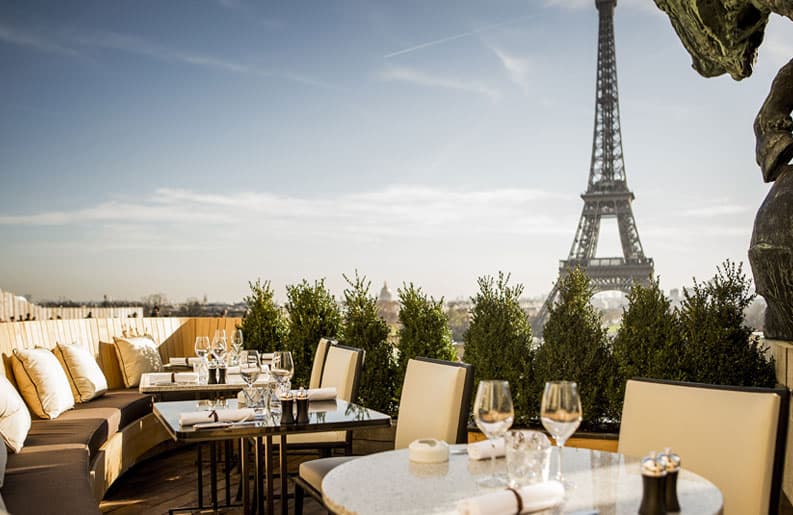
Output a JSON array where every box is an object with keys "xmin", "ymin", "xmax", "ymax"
[
  {"xmin": 179, "ymin": 408, "xmax": 255, "ymax": 426},
  {"xmin": 456, "ymin": 481, "xmax": 564, "ymax": 515},
  {"xmin": 467, "ymin": 438, "xmax": 506, "ymax": 460}
]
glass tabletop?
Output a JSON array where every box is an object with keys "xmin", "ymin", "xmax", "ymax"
[{"xmin": 153, "ymin": 398, "xmax": 391, "ymax": 441}]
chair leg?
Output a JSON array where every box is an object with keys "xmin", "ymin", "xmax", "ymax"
[{"xmin": 294, "ymin": 482, "xmax": 305, "ymax": 515}]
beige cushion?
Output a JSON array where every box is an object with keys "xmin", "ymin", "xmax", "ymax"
[
  {"xmin": 299, "ymin": 456, "xmax": 354, "ymax": 491},
  {"xmin": 53, "ymin": 342, "xmax": 108, "ymax": 402},
  {"xmin": 0, "ymin": 375, "xmax": 31, "ymax": 452},
  {"xmin": 394, "ymin": 359, "xmax": 467, "ymax": 449},
  {"xmin": 320, "ymin": 346, "xmax": 359, "ymax": 402},
  {"xmin": 12, "ymin": 348, "xmax": 75, "ymax": 419},
  {"xmin": 309, "ymin": 338, "xmax": 333, "ymax": 389},
  {"xmin": 619, "ymin": 379, "xmax": 780, "ymax": 515},
  {"xmin": 112, "ymin": 336, "xmax": 163, "ymax": 388}
]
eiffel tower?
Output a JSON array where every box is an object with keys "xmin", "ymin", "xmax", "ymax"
[{"xmin": 533, "ymin": 0, "xmax": 653, "ymax": 337}]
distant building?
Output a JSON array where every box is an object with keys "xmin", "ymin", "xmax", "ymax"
[{"xmin": 376, "ymin": 282, "xmax": 399, "ymax": 325}]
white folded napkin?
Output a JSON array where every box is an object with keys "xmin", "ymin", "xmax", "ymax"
[
  {"xmin": 302, "ymin": 387, "xmax": 337, "ymax": 401},
  {"xmin": 144, "ymin": 372, "xmax": 197, "ymax": 384},
  {"xmin": 225, "ymin": 366, "xmax": 241, "ymax": 375},
  {"xmin": 168, "ymin": 357, "xmax": 202, "ymax": 366},
  {"xmin": 179, "ymin": 408, "xmax": 255, "ymax": 426},
  {"xmin": 456, "ymin": 481, "xmax": 564, "ymax": 515},
  {"xmin": 468, "ymin": 438, "xmax": 505, "ymax": 460}
]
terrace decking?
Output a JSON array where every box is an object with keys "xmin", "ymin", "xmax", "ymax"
[{"xmin": 100, "ymin": 444, "xmax": 327, "ymax": 515}]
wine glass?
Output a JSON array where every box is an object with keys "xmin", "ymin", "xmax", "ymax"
[
  {"xmin": 240, "ymin": 352, "xmax": 260, "ymax": 388},
  {"xmin": 194, "ymin": 336, "xmax": 210, "ymax": 361},
  {"xmin": 271, "ymin": 351, "xmax": 294, "ymax": 398},
  {"xmin": 473, "ymin": 380, "xmax": 514, "ymax": 488},
  {"xmin": 212, "ymin": 329, "xmax": 228, "ymax": 366},
  {"xmin": 231, "ymin": 329, "xmax": 244, "ymax": 353},
  {"xmin": 540, "ymin": 381, "xmax": 582, "ymax": 486}
]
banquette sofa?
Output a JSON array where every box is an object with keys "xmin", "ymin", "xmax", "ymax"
[{"xmin": 0, "ymin": 317, "xmax": 240, "ymax": 515}]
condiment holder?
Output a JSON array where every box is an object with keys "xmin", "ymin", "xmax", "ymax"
[
  {"xmin": 639, "ymin": 451, "xmax": 666, "ymax": 515},
  {"xmin": 280, "ymin": 392, "xmax": 295, "ymax": 425},
  {"xmin": 296, "ymin": 388, "xmax": 310, "ymax": 424}
]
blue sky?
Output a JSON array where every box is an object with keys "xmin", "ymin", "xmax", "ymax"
[{"xmin": 1, "ymin": 0, "xmax": 792, "ymax": 304}]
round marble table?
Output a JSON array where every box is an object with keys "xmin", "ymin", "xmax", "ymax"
[{"xmin": 322, "ymin": 446, "xmax": 723, "ymax": 515}]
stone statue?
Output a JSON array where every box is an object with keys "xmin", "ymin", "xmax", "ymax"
[{"xmin": 654, "ymin": 0, "xmax": 793, "ymax": 339}]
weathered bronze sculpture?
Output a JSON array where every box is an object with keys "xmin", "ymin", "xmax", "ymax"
[{"xmin": 654, "ymin": 0, "xmax": 793, "ymax": 339}]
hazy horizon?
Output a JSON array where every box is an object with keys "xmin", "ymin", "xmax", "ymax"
[{"xmin": 2, "ymin": 0, "xmax": 792, "ymax": 304}]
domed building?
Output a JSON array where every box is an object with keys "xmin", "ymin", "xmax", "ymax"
[{"xmin": 376, "ymin": 281, "xmax": 399, "ymax": 325}]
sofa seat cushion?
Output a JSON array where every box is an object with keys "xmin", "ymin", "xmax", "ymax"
[
  {"xmin": 25, "ymin": 412, "xmax": 109, "ymax": 459},
  {"xmin": 72, "ymin": 390, "xmax": 153, "ymax": 431},
  {"xmin": 4, "ymin": 445, "xmax": 100, "ymax": 515}
]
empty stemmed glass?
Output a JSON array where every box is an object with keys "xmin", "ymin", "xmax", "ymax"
[
  {"xmin": 194, "ymin": 336, "xmax": 210, "ymax": 361},
  {"xmin": 231, "ymin": 329, "xmax": 244, "ymax": 363},
  {"xmin": 473, "ymin": 380, "xmax": 514, "ymax": 488},
  {"xmin": 540, "ymin": 381, "xmax": 582, "ymax": 487},
  {"xmin": 212, "ymin": 330, "xmax": 227, "ymax": 365},
  {"xmin": 271, "ymin": 351, "xmax": 294, "ymax": 399}
]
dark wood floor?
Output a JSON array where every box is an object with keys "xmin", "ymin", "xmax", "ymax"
[{"xmin": 100, "ymin": 444, "xmax": 327, "ymax": 515}]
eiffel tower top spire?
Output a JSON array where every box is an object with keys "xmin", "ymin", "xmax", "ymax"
[
  {"xmin": 590, "ymin": 0, "xmax": 626, "ymax": 192},
  {"xmin": 533, "ymin": 0, "xmax": 653, "ymax": 336}
]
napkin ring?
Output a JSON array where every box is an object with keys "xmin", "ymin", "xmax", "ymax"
[
  {"xmin": 208, "ymin": 410, "xmax": 219, "ymax": 422},
  {"xmin": 506, "ymin": 487, "xmax": 523, "ymax": 515}
]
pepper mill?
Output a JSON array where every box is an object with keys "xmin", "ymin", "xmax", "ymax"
[
  {"xmin": 658, "ymin": 448, "xmax": 681, "ymax": 512},
  {"xmin": 217, "ymin": 365, "xmax": 227, "ymax": 384},
  {"xmin": 280, "ymin": 393, "xmax": 295, "ymax": 424},
  {"xmin": 638, "ymin": 451, "xmax": 667, "ymax": 515},
  {"xmin": 296, "ymin": 388, "xmax": 310, "ymax": 424},
  {"xmin": 207, "ymin": 363, "xmax": 218, "ymax": 385}
]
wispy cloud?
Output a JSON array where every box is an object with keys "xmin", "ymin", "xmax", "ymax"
[
  {"xmin": 681, "ymin": 204, "xmax": 749, "ymax": 217},
  {"xmin": 383, "ymin": 15, "xmax": 536, "ymax": 59},
  {"xmin": 379, "ymin": 66, "xmax": 500, "ymax": 100},
  {"xmin": 0, "ymin": 186, "xmax": 569, "ymax": 241},
  {"xmin": 0, "ymin": 24, "xmax": 80, "ymax": 57},
  {"xmin": 490, "ymin": 46, "xmax": 531, "ymax": 93}
]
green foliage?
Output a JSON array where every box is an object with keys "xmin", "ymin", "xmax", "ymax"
[
  {"xmin": 284, "ymin": 279, "xmax": 341, "ymax": 387},
  {"xmin": 463, "ymin": 272, "xmax": 534, "ymax": 425},
  {"xmin": 396, "ymin": 283, "xmax": 456, "ymax": 394},
  {"xmin": 678, "ymin": 261, "xmax": 776, "ymax": 387},
  {"xmin": 535, "ymin": 268, "xmax": 616, "ymax": 427},
  {"xmin": 340, "ymin": 272, "xmax": 396, "ymax": 415},
  {"xmin": 612, "ymin": 278, "xmax": 684, "ymax": 409},
  {"xmin": 239, "ymin": 279, "xmax": 287, "ymax": 354}
]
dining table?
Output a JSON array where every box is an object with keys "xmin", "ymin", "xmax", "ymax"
[
  {"xmin": 321, "ymin": 445, "xmax": 724, "ymax": 514},
  {"xmin": 153, "ymin": 398, "xmax": 392, "ymax": 515}
]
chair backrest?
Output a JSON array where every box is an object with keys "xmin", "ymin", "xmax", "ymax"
[
  {"xmin": 318, "ymin": 344, "xmax": 364, "ymax": 402},
  {"xmin": 618, "ymin": 378, "xmax": 789, "ymax": 515},
  {"xmin": 309, "ymin": 338, "xmax": 335, "ymax": 389},
  {"xmin": 394, "ymin": 357, "xmax": 474, "ymax": 450}
]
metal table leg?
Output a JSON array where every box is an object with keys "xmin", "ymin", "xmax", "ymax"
[
  {"xmin": 280, "ymin": 435, "xmax": 288, "ymax": 515},
  {"xmin": 241, "ymin": 438, "xmax": 251, "ymax": 515},
  {"xmin": 265, "ymin": 435, "xmax": 274, "ymax": 515}
]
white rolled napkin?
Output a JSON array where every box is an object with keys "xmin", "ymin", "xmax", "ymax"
[
  {"xmin": 179, "ymin": 408, "xmax": 255, "ymax": 426},
  {"xmin": 468, "ymin": 438, "xmax": 505, "ymax": 460},
  {"xmin": 168, "ymin": 357, "xmax": 202, "ymax": 366},
  {"xmin": 304, "ymin": 387, "xmax": 337, "ymax": 401},
  {"xmin": 456, "ymin": 481, "xmax": 564, "ymax": 515},
  {"xmin": 225, "ymin": 366, "xmax": 241, "ymax": 375}
]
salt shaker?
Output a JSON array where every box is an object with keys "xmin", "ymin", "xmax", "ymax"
[
  {"xmin": 217, "ymin": 364, "xmax": 227, "ymax": 384},
  {"xmin": 296, "ymin": 388, "xmax": 309, "ymax": 424},
  {"xmin": 639, "ymin": 451, "xmax": 667, "ymax": 515},
  {"xmin": 658, "ymin": 448, "xmax": 681, "ymax": 512}
]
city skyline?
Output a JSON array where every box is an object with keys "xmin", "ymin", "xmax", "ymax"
[{"xmin": 2, "ymin": 0, "xmax": 792, "ymax": 303}]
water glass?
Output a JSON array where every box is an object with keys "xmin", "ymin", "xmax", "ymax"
[{"xmin": 505, "ymin": 430, "xmax": 551, "ymax": 487}]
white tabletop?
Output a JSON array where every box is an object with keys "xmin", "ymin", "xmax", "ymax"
[{"xmin": 322, "ymin": 446, "xmax": 723, "ymax": 515}]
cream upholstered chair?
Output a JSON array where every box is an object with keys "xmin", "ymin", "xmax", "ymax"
[
  {"xmin": 308, "ymin": 338, "xmax": 335, "ymax": 389},
  {"xmin": 279, "ymin": 343, "xmax": 364, "ymax": 455},
  {"xmin": 293, "ymin": 357, "xmax": 474, "ymax": 515},
  {"xmin": 619, "ymin": 378, "xmax": 788, "ymax": 515}
]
